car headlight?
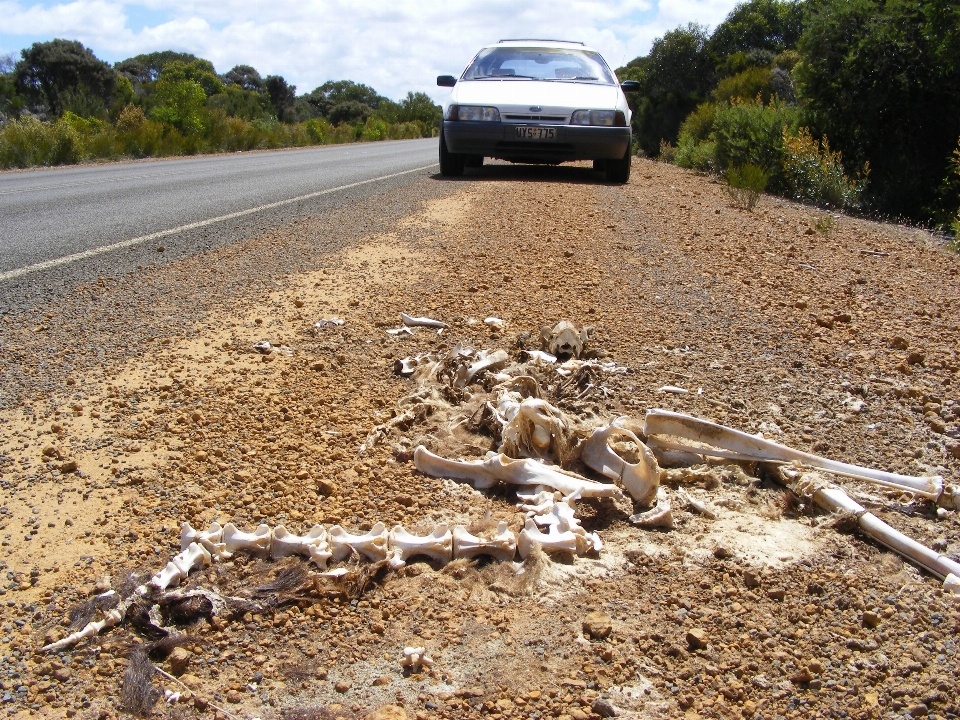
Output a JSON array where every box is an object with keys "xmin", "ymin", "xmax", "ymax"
[
  {"xmin": 570, "ymin": 110, "xmax": 626, "ymax": 127},
  {"xmin": 446, "ymin": 105, "xmax": 501, "ymax": 122}
]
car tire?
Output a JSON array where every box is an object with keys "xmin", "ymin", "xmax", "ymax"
[
  {"xmin": 465, "ymin": 154, "xmax": 484, "ymax": 168},
  {"xmin": 592, "ymin": 159, "xmax": 606, "ymax": 172},
  {"xmin": 439, "ymin": 129, "xmax": 465, "ymax": 177},
  {"xmin": 605, "ymin": 144, "xmax": 631, "ymax": 184}
]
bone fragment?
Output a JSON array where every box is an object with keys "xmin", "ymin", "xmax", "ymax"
[
  {"xmin": 387, "ymin": 326, "xmax": 414, "ymax": 336},
  {"xmin": 518, "ymin": 518, "xmax": 579, "ymax": 558},
  {"xmin": 452, "ymin": 522, "xmax": 517, "ymax": 562},
  {"xmin": 149, "ymin": 542, "xmax": 212, "ymax": 591},
  {"xmin": 402, "ymin": 646, "xmax": 433, "ymax": 671},
  {"xmin": 454, "ymin": 349, "xmax": 510, "ymax": 388},
  {"xmin": 675, "ymin": 487, "xmax": 717, "ymax": 519},
  {"xmin": 271, "ymin": 525, "xmax": 332, "ymax": 569},
  {"xmin": 394, "ymin": 356, "xmax": 419, "ymax": 376},
  {"xmin": 484, "ymin": 316, "xmax": 504, "ymax": 329},
  {"xmin": 629, "ymin": 488, "xmax": 674, "ymax": 529},
  {"xmin": 222, "ymin": 523, "xmax": 272, "ymax": 557},
  {"xmin": 500, "ymin": 397, "xmax": 569, "ymax": 462},
  {"xmin": 523, "ymin": 350, "xmax": 557, "ymax": 364},
  {"xmin": 329, "ymin": 522, "xmax": 389, "ymax": 562},
  {"xmin": 414, "ymin": 446, "xmax": 624, "ymax": 501},
  {"xmin": 644, "ymin": 409, "xmax": 950, "ymax": 505},
  {"xmin": 387, "ymin": 524, "xmax": 453, "ymax": 568},
  {"xmin": 253, "ymin": 340, "xmax": 272, "ymax": 353},
  {"xmin": 778, "ymin": 468, "xmax": 960, "ymax": 584},
  {"xmin": 314, "ymin": 317, "xmax": 345, "ymax": 328},
  {"xmin": 180, "ymin": 521, "xmax": 227, "ymax": 558},
  {"xmin": 42, "ymin": 593, "xmax": 127, "ymax": 652},
  {"xmin": 658, "ymin": 385, "xmax": 689, "ymax": 394},
  {"xmin": 945, "ymin": 574, "xmax": 960, "ymax": 597},
  {"xmin": 401, "ymin": 313, "xmax": 448, "ymax": 329},
  {"xmin": 581, "ymin": 419, "xmax": 660, "ymax": 507}
]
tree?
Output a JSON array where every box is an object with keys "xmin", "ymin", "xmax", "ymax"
[
  {"xmin": 621, "ymin": 24, "xmax": 715, "ymax": 155},
  {"xmin": 709, "ymin": 0, "xmax": 804, "ymax": 60},
  {"xmin": 328, "ymin": 100, "xmax": 372, "ymax": 126},
  {"xmin": 795, "ymin": 0, "xmax": 960, "ymax": 220},
  {"xmin": 397, "ymin": 91, "xmax": 442, "ymax": 129},
  {"xmin": 223, "ymin": 65, "xmax": 263, "ymax": 92},
  {"xmin": 14, "ymin": 39, "xmax": 116, "ymax": 116},
  {"xmin": 303, "ymin": 80, "xmax": 385, "ymax": 118},
  {"xmin": 264, "ymin": 75, "xmax": 296, "ymax": 122},
  {"xmin": 150, "ymin": 62, "xmax": 208, "ymax": 134},
  {"xmin": 116, "ymin": 51, "xmax": 215, "ymax": 85}
]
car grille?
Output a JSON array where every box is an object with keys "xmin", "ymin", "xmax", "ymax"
[{"xmin": 503, "ymin": 114, "xmax": 567, "ymax": 122}]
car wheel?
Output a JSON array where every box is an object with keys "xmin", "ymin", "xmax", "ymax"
[
  {"xmin": 465, "ymin": 154, "xmax": 484, "ymax": 168},
  {"xmin": 439, "ymin": 129, "xmax": 465, "ymax": 177},
  {"xmin": 605, "ymin": 145, "xmax": 631, "ymax": 184},
  {"xmin": 592, "ymin": 159, "xmax": 606, "ymax": 172}
]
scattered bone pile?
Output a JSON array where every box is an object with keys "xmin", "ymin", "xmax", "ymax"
[{"xmin": 41, "ymin": 319, "xmax": 960, "ymax": 656}]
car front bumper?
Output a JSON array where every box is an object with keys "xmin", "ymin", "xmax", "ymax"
[{"xmin": 443, "ymin": 121, "xmax": 630, "ymax": 162}]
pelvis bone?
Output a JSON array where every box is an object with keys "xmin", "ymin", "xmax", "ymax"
[
  {"xmin": 581, "ymin": 418, "xmax": 661, "ymax": 507},
  {"xmin": 414, "ymin": 446, "xmax": 625, "ymax": 502}
]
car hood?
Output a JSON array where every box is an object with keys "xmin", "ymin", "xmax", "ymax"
[{"xmin": 451, "ymin": 80, "xmax": 622, "ymax": 112}]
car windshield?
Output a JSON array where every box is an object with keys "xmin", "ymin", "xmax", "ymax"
[{"xmin": 462, "ymin": 47, "xmax": 617, "ymax": 84}]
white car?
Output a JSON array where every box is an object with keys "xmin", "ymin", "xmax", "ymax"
[{"xmin": 437, "ymin": 39, "xmax": 638, "ymax": 182}]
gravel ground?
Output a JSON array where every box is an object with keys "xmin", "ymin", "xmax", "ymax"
[{"xmin": 0, "ymin": 158, "xmax": 957, "ymax": 720}]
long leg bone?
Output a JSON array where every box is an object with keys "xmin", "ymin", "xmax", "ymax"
[
  {"xmin": 387, "ymin": 524, "xmax": 453, "ymax": 568},
  {"xmin": 413, "ymin": 446, "xmax": 625, "ymax": 501},
  {"xmin": 329, "ymin": 522, "xmax": 389, "ymax": 562},
  {"xmin": 643, "ymin": 409, "xmax": 951, "ymax": 506},
  {"xmin": 222, "ymin": 523, "xmax": 272, "ymax": 557},
  {"xmin": 452, "ymin": 522, "xmax": 517, "ymax": 561},
  {"xmin": 778, "ymin": 467, "xmax": 960, "ymax": 587},
  {"xmin": 581, "ymin": 418, "xmax": 661, "ymax": 507},
  {"xmin": 271, "ymin": 525, "xmax": 332, "ymax": 569}
]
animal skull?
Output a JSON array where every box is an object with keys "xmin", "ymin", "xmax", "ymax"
[
  {"xmin": 452, "ymin": 522, "xmax": 517, "ymax": 562},
  {"xmin": 387, "ymin": 524, "xmax": 453, "ymax": 568},
  {"xmin": 329, "ymin": 522, "xmax": 389, "ymax": 562},
  {"xmin": 540, "ymin": 320, "xmax": 594, "ymax": 359}
]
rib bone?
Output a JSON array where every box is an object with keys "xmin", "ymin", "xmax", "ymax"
[
  {"xmin": 452, "ymin": 522, "xmax": 517, "ymax": 561},
  {"xmin": 581, "ymin": 418, "xmax": 660, "ymax": 507},
  {"xmin": 401, "ymin": 313, "xmax": 448, "ymax": 329},
  {"xmin": 222, "ymin": 523, "xmax": 272, "ymax": 557},
  {"xmin": 387, "ymin": 524, "xmax": 453, "ymax": 568},
  {"xmin": 643, "ymin": 409, "xmax": 949, "ymax": 505},
  {"xmin": 329, "ymin": 522, "xmax": 389, "ymax": 562},
  {"xmin": 414, "ymin": 446, "xmax": 624, "ymax": 501}
]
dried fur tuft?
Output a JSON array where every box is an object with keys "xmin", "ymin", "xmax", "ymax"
[
  {"xmin": 121, "ymin": 646, "xmax": 160, "ymax": 716},
  {"xmin": 828, "ymin": 510, "xmax": 861, "ymax": 533},
  {"xmin": 482, "ymin": 544, "xmax": 547, "ymax": 596},
  {"xmin": 161, "ymin": 593, "xmax": 214, "ymax": 625},
  {"xmin": 253, "ymin": 562, "xmax": 311, "ymax": 596},
  {"xmin": 282, "ymin": 707, "xmax": 359, "ymax": 720},
  {"xmin": 146, "ymin": 633, "xmax": 194, "ymax": 660}
]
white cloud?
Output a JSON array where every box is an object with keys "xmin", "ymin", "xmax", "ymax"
[{"xmin": 0, "ymin": 0, "xmax": 741, "ymax": 101}]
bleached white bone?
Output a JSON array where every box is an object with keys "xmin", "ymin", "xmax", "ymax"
[
  {"xmin": 454, "ymin": 349, "xmax": 510, "ymax": 388},
  {"xmin": 540, "ymin": 320, "xmax": 593, "ymax": 358},
  {"xmin": 329, "ymin": 522, "xmax": 388, "ymax": 562},
  {"xmin": 778, "ymin": 468, "xmax": 960, "ymax": 583},
  {"xmin": 484, "ymin": 316, "xmax": 504, "ymax": 329},
  {"xmin": 414, "ymin": 446, "xmax": 624, "ymax": 501},
  {"xmin": 401, "ymin": 312, "xmax": 447, "ymax": 329},
  {"xmin": 402, "ymin": 646, "xmax": 433, "ymax": 671},
  {"xmin": 629, "ymin": 488, "xmax": 673, "ymax": 529},
  {"xmin": 945, "ymin": 574, "xmax": 960, "ymax": 596},
  {"xmin": 394, "ymin": 356, "xmax": 420, "ymax": 376},
  {"xmin": 452, "ymin": 522, "xmax": 517, "ymax": 562},
  {"xmin": 271, "ymin": 525, "xmax": 332, "ymax": 569},
  {"xmin": 149, "ymin": 542, "xmax": 211, "ymax": 592},
  {"xmin": 387, "ymin": 326, "xmax": 414, "ymax": 336},
  {"xmin": 518, "ymin": 518, "xmax": 578, "ymax": 558},
  {"xmin": 387, "ymin": 524, "xmax": 453, "ymax": 568},
  {"xmin": 516, "ymin": 488, "xmax": 561, "ymax": 515},
  {"xmin": 500, "ymin": 397, "xmax": 569, "ymax": 461},
  {"xmin": 581, "ymin": 418, "xmax": 661, "ymax": 507},
  {"xmin": 643, "ymin": 409, "xmax": 951, "ymax": 506},
  {"xmin": 42, "ymin": 600, "xmax": 126, "ymax": 652},
  {"xmin": 222, "ymin": 523, "xmax": 272, "ymax": 557},
  {"xmin": 523, "ymin": 350, "xmax": 557, "ymax": 364},
  {"xmin": 180, "ymin": 521, "xmax": 227, "ymax": 558},
  {"xmin": 528, "ymin": 497, "xmax": 602, "ymax": 554}
]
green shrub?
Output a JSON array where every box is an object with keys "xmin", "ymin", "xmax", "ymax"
[
  {"xmin": 782, "ymin": 127, "xmax": 866, "ymax": 209},
  {"xmin": 658, "ymin": 140, "xmax": 675, "ymax": 163},
  {"xmin": 678, "ymin": 102, "xmax": 716, "ymax": 144},
  {"xmin": 712, "ymin": 97, "xmax": 798, "ymax": 192},
  {"xmin": 725, "ymin": 163, "xmax": 768, "ymax": 211},
  {"xmin": 675, "ymin": 135, "xmax": 716, "ymax": 172},
  {"xmin": 714, "ymin": 67, "xmax": 774, "ymax": 104}
]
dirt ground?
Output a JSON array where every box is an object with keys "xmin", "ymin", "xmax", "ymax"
[{"xmin": 0, "ymin": 157, "xmax": 958, "ymax": 720}]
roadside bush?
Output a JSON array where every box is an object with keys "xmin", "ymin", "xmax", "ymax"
[
  {"xmin": 712, "ymin": 97, "xmax": 798, "ymax": 192},
  {"xmin": 675, "ymin": 135, "xmax": 716, "ymax": 172},
  {"xmin": 658, "ymin": 140, "xmax": 675, "ymax": 163},
  {"xmin": 714, "ymin": 67, "xmax": 774, "ymax": 104},
  {"xmin": 782, "ymin": 127, "xmax": 866, "ymax": 209},
  {"xmin": 726, "ymin": 163, "xmax": 768, "ymax": 211}
]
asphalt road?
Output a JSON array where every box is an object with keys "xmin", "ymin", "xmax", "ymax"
[{"xmin": 0, "ymin": 138, "xmax": 438, "ymax": 310}]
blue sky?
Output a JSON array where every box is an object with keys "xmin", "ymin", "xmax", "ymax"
[{"xmin": 0, "ymin": 0, "xmax": 741, "ymax": 102}]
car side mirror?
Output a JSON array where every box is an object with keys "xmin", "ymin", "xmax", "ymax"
[
  {"xmin": 620, "ymin": 80, "xmax": 640, "ymax": 93},
  {"xmin": 437, "ymin": 75, "xmax": 457, "ymax": 87}
]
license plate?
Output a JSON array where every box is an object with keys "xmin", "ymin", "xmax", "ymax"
[{"xmin": 515, "ymin": 126, "xmax": 557, "ymax": 141}]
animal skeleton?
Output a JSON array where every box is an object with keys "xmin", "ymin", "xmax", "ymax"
[
  {"xmin": 540, "ymin": 320, "xmax": 594, "ymax": 359},
  {"xmin": 581, "ymin": 417, "xmax": 661, "ymax": 506}
]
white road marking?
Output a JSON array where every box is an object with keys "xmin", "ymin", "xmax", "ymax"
[{"xmin": 0, "ymin": 163, "xmax": 438, "ymax": 283}]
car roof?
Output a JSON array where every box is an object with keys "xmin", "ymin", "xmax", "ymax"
[{"xmin": 492, "ymin": 39, "xmax": 598, "ymax": 52}]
